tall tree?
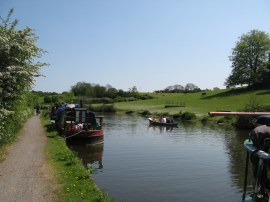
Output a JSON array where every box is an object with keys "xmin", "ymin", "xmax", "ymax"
[
  {"xmin": 225, "ymin": 29, "xmax": 270, "ymax": 87},
  {"xmin": 0, "ymin": 9, "xmax": 47, "ymax": 110}
]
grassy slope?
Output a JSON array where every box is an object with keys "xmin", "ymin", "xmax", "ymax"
[{"xmin": 114, "ymin": 88, "xmax": 270, "ymax": 115}]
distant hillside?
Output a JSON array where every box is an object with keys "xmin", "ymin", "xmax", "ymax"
[{"xmin": 114, "ymin": 88, "xmax": 270, "ymax": 116}]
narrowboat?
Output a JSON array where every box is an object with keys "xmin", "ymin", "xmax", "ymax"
[{"xmin": 54, "ymin": 104, "xmax": 104, "ymax": 141}]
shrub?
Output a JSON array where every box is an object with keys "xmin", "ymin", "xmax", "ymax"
[
  {"xmin": 235, "ymin": 98, "xmax": 270, "ymax": 129},
  {"xmin": 172, "ymin": 111, "xmax": 182, "ymax": 119},
  {"xmin": 181, "ymin": 111, "xmax": 197, "ymax": 121},
  {"xmin": 88, "ymin": 104, "xmax": 116, "ymax": 112},
  {"xmin": 201, "ymin": 115, "xmax": 209, "ymax": 123},
  {"xmin": 141, "ymin": 110, "xmax": 151, "ymax": 116}
]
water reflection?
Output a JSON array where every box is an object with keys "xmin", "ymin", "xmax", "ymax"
[
  {"xmin": 147, "ymin": 125, "xmax": 176, "ymax": 133},
  {"xmin": 223, "ymin": 128, "xmax": 254, "ymax": 193},
  {"xmin": 68, "ymin": 138, "xmax": 104, "ymax": 171}
]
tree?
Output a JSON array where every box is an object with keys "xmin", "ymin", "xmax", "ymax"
[
  {"xmin": 0, "ymin": 9, "xmax": 47, "ymax": 142},
  {"xmin": 185, "ymin": 83, "xmax": 200, "ymax": 92},
  {"xmin": 106, "ymin": 86, "xmax": 118, "ymax": 99},
  {"xmin": 164, "ymin": 84, "xmax": 184, "ymax": 93},
  {"xmin": 128, "ymin": 86, "xmax": 139, "ymax": 97},
  {"xmin": 0, "ymin": 9, "xmax": 47, "ymax": 110},
  {"xmin": 225, "ymin": 29, "xmax": 270, "ymax": 87}
]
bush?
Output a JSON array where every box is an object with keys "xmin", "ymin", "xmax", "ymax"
[
  {"xmin": 235, "ymin": 98, "xmax": 270, "ymax": 129},
  {"xmin": 181, "ymin": 111, "xmax": 197, "ymax": 121},
  {"xmin": 201, "ymin": 115, "xmax": 209, "ymax": 123},
  {"xmin": 136, "ymin": 94, "xmax": 153, "ymax": 100},
  {"xmin": 0, "ymin": 105, "xmax": 33, "ymax": 144},
  {"xmin": 88, "ymin": 104, "xmax": 116, "ymax": 112},
  {"xmin": 141, "ymin": 110, "xmax": 151, "ymax": 116},
  {"xmin": 172, "ymin": 111, "xmax": 182, "ymax": 119}
]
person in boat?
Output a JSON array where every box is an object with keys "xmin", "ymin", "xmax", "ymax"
[
  {"xmin": 249, "ymin": 115, "xmax": 270, "ymax": 192},
  {"xmin": 159, "ymin": 116, "xmax": 166, "ymax": 123},
  {"xmin": 162, "ymin": 116, "xmax": 167, "ymax": 123}
]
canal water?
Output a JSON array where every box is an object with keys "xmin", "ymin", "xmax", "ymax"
[{"xmin": 69, "ymin": 114, "xmax": 253, "ymax": 202}]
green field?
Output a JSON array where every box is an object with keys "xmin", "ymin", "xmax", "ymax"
[{"xmin": 114, "ymin": 88, "xmax": 270, "ymax": 116}]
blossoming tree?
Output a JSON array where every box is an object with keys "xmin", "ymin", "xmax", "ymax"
[{"xmin": 0, "ymin": 9, "xmax": 48, "ymax": 142}]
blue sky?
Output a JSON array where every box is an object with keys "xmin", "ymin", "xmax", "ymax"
[{"xmin": 1, "ymin": 0, "xmax": 270, "ymax": 92}]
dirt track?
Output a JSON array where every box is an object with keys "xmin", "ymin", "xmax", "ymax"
[{"xmin": 0, "ymin": 115, "xmax": 56, "ymax": 202}]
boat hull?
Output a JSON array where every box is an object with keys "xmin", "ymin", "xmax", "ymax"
[
  {"xmin": 66, "ymin": 134, "xmax": 104, "ymax": 144},
  {"xmin": 64, "ymin": 129, "xmax": 104, "ymax": 144},
  {"xmin": 65, "ymin": 129, "xmax": 103, "ymax": 137}
]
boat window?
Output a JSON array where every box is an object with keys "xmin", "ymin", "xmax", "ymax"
[
  {"xmin": 82, "ymin": 111, "xmax": 86, "ymax": 122},
  {"xmin": 76, "ymin": 111, "xmax": 80, "ymax": 122}
]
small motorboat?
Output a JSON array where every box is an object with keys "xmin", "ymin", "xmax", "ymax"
[{"xmin": 148, "ymin": 117, "xmax": 178, "ymax": 127}]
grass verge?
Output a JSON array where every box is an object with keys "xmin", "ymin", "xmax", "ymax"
[{"xmin": 41, "ymin": 116, "xmax": 113, "ymax": 202}]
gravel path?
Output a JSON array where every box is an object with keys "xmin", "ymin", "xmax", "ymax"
[{"xmin": 0, "ymin": 115, "xmax": 56, "ymax": 202}]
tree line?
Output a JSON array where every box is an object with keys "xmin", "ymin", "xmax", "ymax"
[
  {"xmin": 155, "ymin": 83, "xmax": 201, "ymax": 93},
  {"xmin": 70, "ymin": 83, "xmax": 153, "ymax": 103},
  {"xmin": 41, "ymin": 83, "xmax": 153, "ymax": 104}
]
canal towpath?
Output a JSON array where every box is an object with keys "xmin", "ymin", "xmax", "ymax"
[{"xmin": 0, "ymin": 115, "xmax": 57, "ymax": 202}]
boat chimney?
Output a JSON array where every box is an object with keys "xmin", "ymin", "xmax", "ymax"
[{"xmin": 80, "ymin": 100, "xmax": 83, "ymax": 108}]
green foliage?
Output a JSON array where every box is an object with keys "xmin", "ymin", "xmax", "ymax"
[
  {"xmin": 235, "ymin": 97, "xmax": 270, "ymax": 129},
  {"xmin": 0, "ymin": 93, "xmax": 33, "ymax": 144},
  {"xmin": 216, "ymin": 116, "xmax": 235, "ymax": 125},
  {"xmin": 0, "ymin": 9, "xmax": 47, "ymax": 144},
  {"xmin": 73, "ymin": 97, "xmax": 114, "ymax": 105},
  {"xmin": 71, "ymin": 82, "xmax": 152, "ymax": 103},
  {"xmin": 226, "ymin": 29, "xmax": 270, "ymax": 87},
  {"xmin": 172, "ymin": 112, "xmax": 182, "ymax": 119},
  {"xmin": 0, "ymin": 9, "xmax": 48, "ymax": 108},
  {"xmin": 141, "ymin": 110, "xmax": 151, "ymax": 116},
  {"xmin": 71, "ymin": 82, "xmax": 114, "ymax": 98},
  {"xmin": 155, "ymin": 83, "xmax": 201, "ymax": 93},
  {"xmin": 201, "ymin": 115, "xmax": 209, "ymax": 123},
  {"xmin": 181, "ymin": 111, "xmax": 197, "ymax": 121},
  {"xmin": 88, "ymin": 104, "xmax": 116, "ymax": 112},
  {"xmin": 136, "ymin": 94, "xmax": 153, "ymax": 100},
  {"xmin": 43, "ymin": 92, "xmax": 74, "ymax": 104}
]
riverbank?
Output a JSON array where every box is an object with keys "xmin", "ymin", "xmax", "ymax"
[{"xmin": 41, "ymin": 116, "xmax": 113, "ymax": 202}]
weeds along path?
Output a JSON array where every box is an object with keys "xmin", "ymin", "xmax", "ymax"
[{"xmin": 0, "ymin": 115, "xmax": 56, "ymax": 202}]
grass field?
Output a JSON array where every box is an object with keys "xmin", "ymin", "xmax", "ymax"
[{"xmin": 114, "ymin": 88, "xmax": 270, "ymax": 116}]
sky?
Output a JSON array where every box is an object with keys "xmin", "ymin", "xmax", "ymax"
[{"xmin": 1, "ymin": 0, "xmax": 270, "ymax": 93}]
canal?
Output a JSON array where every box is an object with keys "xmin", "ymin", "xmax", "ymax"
[{"xmin": 69, "ymin": 113, "xmax": 253, "ymax": 202}]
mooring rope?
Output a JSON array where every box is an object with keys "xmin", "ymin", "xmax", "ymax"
[{"xmin": 65, "ymin": 130, "xmax": 85, "ymax": 139}]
